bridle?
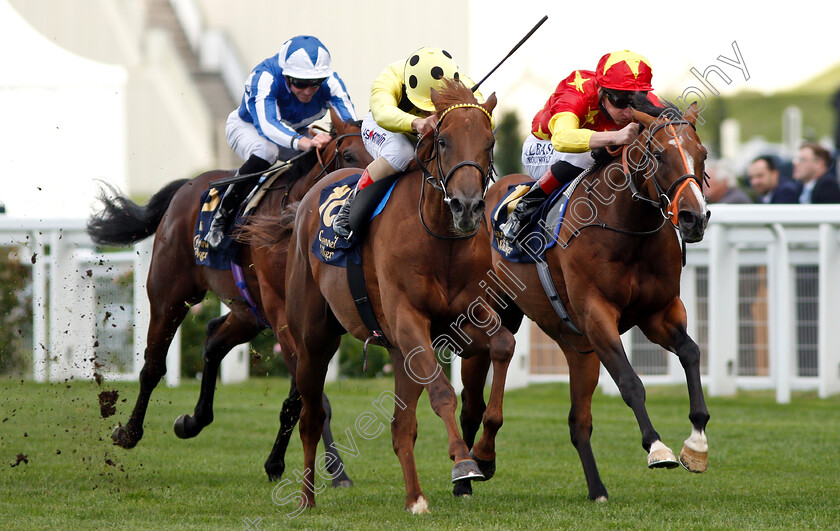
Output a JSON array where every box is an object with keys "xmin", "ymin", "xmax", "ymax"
[
  {"xmin": 414, "ymin": 103, "xmax": 495, "ymax": 240},
  {"xmin": 312, "ymin": 131, "xmax": 364, "ymax": 181},
  {"xmin": 618, "ymin": 116, "xmax": 705, "ymax": 227}
]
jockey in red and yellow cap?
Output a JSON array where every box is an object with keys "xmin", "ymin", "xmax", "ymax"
[{"xmin": 500, "ymin": 50, "xmax": 662, "ymax": 240}]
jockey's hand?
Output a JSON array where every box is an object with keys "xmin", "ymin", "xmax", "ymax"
[
  {"xmin": 412, "ymin": 115, "xmax": 439, "ymax": 137},
  {"xmin": 298, "ymin": 132, "xmax": 332, "ymax": 151},
  {"xmin": 616, "ymin": 122, "xmax": 641, "ymax": 145}
]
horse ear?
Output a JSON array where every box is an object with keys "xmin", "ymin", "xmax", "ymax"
[
  {"xmin": 683, "ymin": 102, "xmax": 700, "ymax": 126},
  {"xmin": 329, "ymin": 106, "xmax": 345, "ymax": 134},
  {"xmin": 482, "ymin": 92, "xmax": 497, "ymax": 115},
  {"xmin": 631, "ymin": 108, "xmax": 656, "ymax": 129},
  {"xmin": 430, "ymin": 87, "xmax": 442, "ymax": 110}
]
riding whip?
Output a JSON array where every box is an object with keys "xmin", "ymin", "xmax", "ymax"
[{"xmin": 471, "ymin": 15, "xmax": 548, "ymax": 92}]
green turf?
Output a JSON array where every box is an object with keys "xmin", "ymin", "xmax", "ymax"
[{"xmin": 1, "ymin": 377, "xmax": 838, "ymax": 529}]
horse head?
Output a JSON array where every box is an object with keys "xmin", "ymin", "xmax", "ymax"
[
  {"xmin": 324, "ymin": 107, "xmax": 371, "ymax": 171},
  {"xmin": 428, "ymin": 79, "xmax": 497, "ymax": 233},
  {"xmin": 630, "ymin": 103, "xmax": 709, "ymax": 243}
]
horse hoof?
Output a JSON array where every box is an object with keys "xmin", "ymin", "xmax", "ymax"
[
  {"xmin": 679, "ymin": 445, "xmax": 708, "ymax": 473},
  {"xmin": 453, "ymin": 479, "xmax": 473, "ymax": 497},
  {"xmin": 451, "ymin": 459, "xmax": 484, "ymax": 483},
  {"xmin": 111, "ymin": 425, "xmax": 138, "ymax": 449},
  {"xmin": 408, "ymin": 496, "xmax": 430, "ymax": 514},
  {"xmin": 173, "ymin": 415, "xmax": 192, "ymax": 439},
  {"xmin": 593, "ymin": 495, "xmax": 608, "ymax": 503},
  {"xmin": 265, "ymin": 462, "xmax": 285, "ymax": 482},
  {"xmin": 647, "ymin": 445, "xmax": 679, "ymax": 469},
  {"xmin": 469, "ymin": 449, "xmax": 496, "ymax": 481},
  {"xmin": 331, "ymin": 478, "xmax": 354, "ymax": 488}
]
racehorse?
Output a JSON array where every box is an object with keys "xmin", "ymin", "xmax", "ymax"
[
  {"xmin": 470, "ymin": 101, "xmax": 711, "ymax": 501},
  {"xmin": 86, "ymin": 109, "xmax": 372, "ymax": 483},
  {"xmin": 275, "ymin": 79, "xmax": 518, "ymax": 513}
]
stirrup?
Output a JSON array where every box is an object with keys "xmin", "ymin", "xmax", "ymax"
[
  {"xmin": 332, "ymin": 193, "xmax": 356, "ymax": 239},
  {"xmin": 203, "ymin": 209, "xmax": 230, "ymax": 249}
]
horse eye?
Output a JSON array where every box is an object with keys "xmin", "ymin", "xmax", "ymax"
[
  {"xmin": 654, "ymin": 151, "xmax": 663, "ymax": 161},
  {"xmin": 437, "ymin": 137, "xmax": 446, "ymax": 148},
  {"xmin": 343, "ymin": 152, "xmax": 354, "ymax": 163}
]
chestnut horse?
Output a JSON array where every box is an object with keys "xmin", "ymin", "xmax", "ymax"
[
  {"xmin": 470, "ymin": 102, "xmax": 711, "ymax": 501},
  {"xmin": 85, "ymin": 109, "xmax": 372, "ymax": 483},
  {"xmin": 277, "ymin": 79, "xmax": 517, "ymax": 513}
]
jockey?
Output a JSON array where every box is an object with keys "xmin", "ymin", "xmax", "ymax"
[
  {"xmin": 204, "ymin": 35, "xmax": 358, "ymax": 249},
  {"xmin": 331, "ymin": 47, "xmax": 489, "ymax": 239},
  {"xmin": 499, "ymin": 50, "xmax": 662, "ymax": 240}
]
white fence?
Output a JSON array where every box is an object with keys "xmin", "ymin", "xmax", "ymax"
[{"xmin": 3, "ymin": 207, "xmax": 840, "ymax": 402}]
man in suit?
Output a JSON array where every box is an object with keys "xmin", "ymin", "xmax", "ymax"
[
  {"xmin": 747, "ymin": 155, "xmax": 799, "ymax": 203},
  {"xmin": 794, "ymin": 142, "xmax": 840, "ymax": 204}
]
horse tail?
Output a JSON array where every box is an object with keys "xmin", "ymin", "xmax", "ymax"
[
  {"xmin": 235, "ymin": 201, "xmax": 300, "ymax": 253},
  {"xmin": 86, "ymin": 179, "xmax": 189, "ymax": 246}
]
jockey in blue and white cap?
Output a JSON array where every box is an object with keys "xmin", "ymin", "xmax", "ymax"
[{"xmin": 205, "ymin": 35, "xmax": 358, "ymax": 249}]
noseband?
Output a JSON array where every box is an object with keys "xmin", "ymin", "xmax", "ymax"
[{"xmin": 622, "ymin": 118, "xmax": 704, "ymax": 227}]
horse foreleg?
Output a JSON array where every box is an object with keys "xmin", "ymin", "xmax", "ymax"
[
  {"xmin": 564, "ymin": 346, "xmax": 609, "ymax": 501},
  {"xmin": 174, "ymin": 312, "xmax": 261, "ymax": 439},
  {"xmin": 640, "ymin": 300, "xmax": 710, "ymax": 473},
  {"xmin": 389, "ymin": 350, "xmax": 428, "ymax": 513},
  {"xmin": 264, "ymin": 380, "xmax": 300, "ymax": 481},
  {"xmin": 320, "ymin": 392, "xmax": 354, "ymax": 487},
  {"xmin": 468, "ymin": 327, "xmax": 516, "ymax": 482},
  {"xmin": 452, "ymin": 353, "xmax": 490, "ymax": 497},
  {"xmin": 585, "ymin": 306, "xmax": 677, "ymax": 469},
  {"xmin": 396, "ymin": 319, "xmax": 481, "ymax": 487}
]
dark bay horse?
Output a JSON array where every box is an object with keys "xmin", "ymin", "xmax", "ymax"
[
  {"xmin": 85, "ymin": 109, "xmax": 372, "ymax": 482},
  {"xmin": 472, "ymin": 102, "xmax": 711, "ymax": 501},
  {"xmin": 277, "ymin": 79, "xmax": 518, "ymax": 513}
]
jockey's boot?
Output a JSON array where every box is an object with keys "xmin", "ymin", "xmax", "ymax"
[
  {"xmin": 499, "ymin": 183, "xmax": 548, "ymax": 240},
  {"xmin": 203, "ymin": 154, "xmax": 270, "ymax": 250},
  {"xmin": 332, "ymin": 183, "xmax": 360, "ymax": 239},
  {"xmin": 333, "ymin": 166, "xmax": 377, "ymax": 239}
]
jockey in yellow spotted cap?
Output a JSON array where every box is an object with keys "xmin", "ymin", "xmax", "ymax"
[
  {"xmin": 500, "ymin": 50, "xmax": 663, "ymax": 240},
  {"xmin": 332, "ymin": 47, "xmax": 490, "ymax": 239}
]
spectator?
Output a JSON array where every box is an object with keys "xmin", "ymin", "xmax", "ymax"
[
  {"xmin": 747, "ymin": 155, "xmax": 799, "ymax": 203},
  {"xmin": 793, "ymin": 142, "xmax": 840, "ymax": 204},
  {"xmin": 705, "ymin": 160, "xmax": 751, "ymax": 204}
]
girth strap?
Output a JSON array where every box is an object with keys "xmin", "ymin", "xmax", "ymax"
[
  {"xmin": 534, "ymin": 260, "xmax": 583, "ymax": 336},
  {"xmin": 346, "ymin": 257, "xmax": 392, "ymax": 368}
]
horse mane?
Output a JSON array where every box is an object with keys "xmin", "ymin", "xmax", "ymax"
[
  {"xmin": 629, "ymin": 94, "xmax": 681, "ymax": 120},
  {"xmin": 431, "ymin": 78, "xmax": 479, "ymax": 113}
]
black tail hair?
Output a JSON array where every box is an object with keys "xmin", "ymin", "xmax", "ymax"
[{"xmin": 86, "ymin": 179, "xmax": 189, "ymax": 246}]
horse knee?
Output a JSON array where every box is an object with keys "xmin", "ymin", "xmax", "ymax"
[{"xmin": 568, "ymin": 410, "xmax": 593, "ymax": 447}]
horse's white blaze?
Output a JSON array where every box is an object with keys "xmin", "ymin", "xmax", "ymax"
[
  {"xmin": 687, "ymin": 180, "xmax": 707, "ymax": 212},
  {"xmin": 684, "ymin": 427, "xmax": 709, "ymax": 453},
  {"xmin": 409, "ymin": 496, "xmax": 430, "ymax": 514}
]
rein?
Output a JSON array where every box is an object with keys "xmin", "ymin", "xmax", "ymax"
[{"xmin": 414, "ymin": 103, "xmax": 495, "ymax": 240}]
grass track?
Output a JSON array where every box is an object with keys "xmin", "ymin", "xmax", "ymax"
[{"xmin": 1, "ymin": 377, "xmax": 838, "ymax": 529}]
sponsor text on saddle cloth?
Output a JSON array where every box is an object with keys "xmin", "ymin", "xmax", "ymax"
[
  {"xmin": 491, "ymin": 177, "xmax": 580, "ymax": 263},
  {"xmin": 313, "ymin": 172, "xmax": 397, "ymax": 267},
  {"xmin": 193, "ymin": 169, "xmax": 288, "ymax": 269}
]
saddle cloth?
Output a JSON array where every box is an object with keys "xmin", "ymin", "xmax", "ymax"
[
  {"xmin": 490, "ymin": 178, "xmax": 579, "ymax": 264},
  {"xmin": 311, "ymin": 173, "xmax": 397, "ymax": 267},
  {"xmin": 193, "ymin": 167, "xmax": 288, "ymax": 270}
]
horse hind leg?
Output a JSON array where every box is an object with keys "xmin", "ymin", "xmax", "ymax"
[
  {"xmin": 564, "ymin": 346, "xmax": 609, "ymax": 501},
  {"xmin": 319, "ymin": 392, "xmax": 354, "ymax": 487},
  {"xmin": 113, "ymin": 284, "xmax": 201, "ymax": 449},
  {"xmin": 173, "ymin": 310, "xmax": 262, "ymax": 439}
]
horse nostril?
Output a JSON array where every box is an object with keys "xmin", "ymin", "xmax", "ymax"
[
  {"xmin": 449, "ymin": 198, "xmax": 464, "ymax": 215},
  {"xmin": 472, "ymin": 200, "xmax": 486, "ymax": 216}
]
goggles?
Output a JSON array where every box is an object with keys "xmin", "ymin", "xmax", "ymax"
[
  {"xmin": 288, "ymin": 77, "xmax": 327, "ymax": 89},
  {"xmin": 604, "ymin": 89, "xmax": 644, "ymax": 109}
]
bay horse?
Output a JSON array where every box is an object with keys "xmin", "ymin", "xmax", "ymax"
[
  {"xmin": 277, "ymin": 79, "xmax": 518, "ymax": 513},
  {"xmin": 85, "ymin": 108, "xmax": 372, "ymax": 483},
  {"xmin": 470, "ymin": 101, "xmax": 711, "ymax": 501}
]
